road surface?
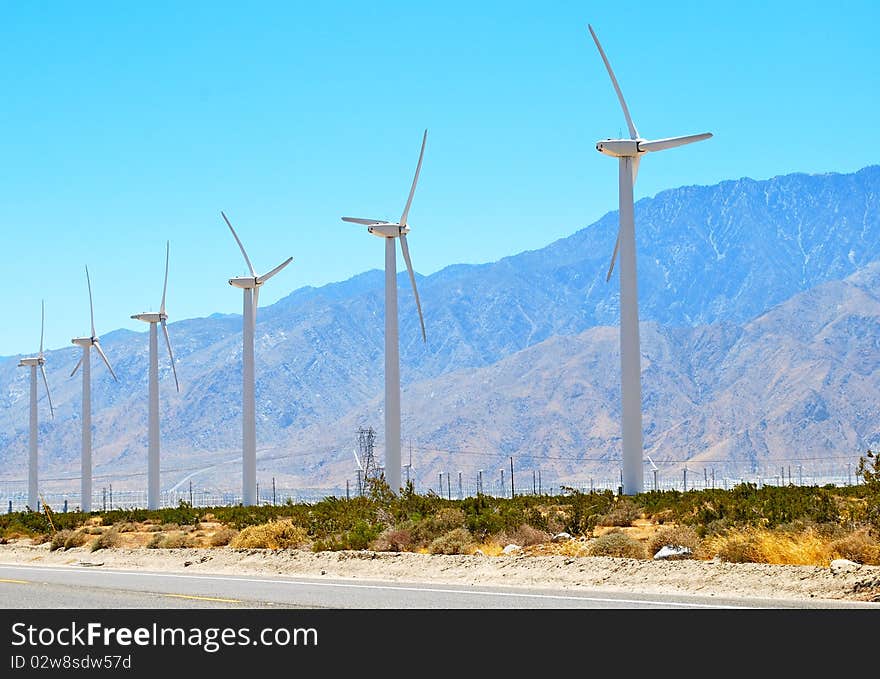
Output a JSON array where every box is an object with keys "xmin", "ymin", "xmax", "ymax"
[{"xmin": 0, "ymin": 563, "xmax": 873, "ymax": 609}]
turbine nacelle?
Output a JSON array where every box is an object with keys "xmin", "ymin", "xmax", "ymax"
[
  {"xmin": 71, "ymin": 337, "xmax": 97, "ymax": 347},
  {"xmin": 596, "ymin": 138, "xmax": 642, "ymax": 158},
  {"xmin": 229, "ymin": 276, "xmax": 260, "ymax": 290},
  {"xmin": 368, "ymin": 223, "xmax": 409, "ymax": 239},
  {"xmin": 131, "ymin": 312, "xmax": 166, "ymax": 324},
  {"xmin": 18, "ymin": 356, "xmax": 44, "ymax": 367}
]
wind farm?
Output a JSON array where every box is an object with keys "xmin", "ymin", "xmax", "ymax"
[{"xmin": 0, "ymin": 5, "xmax": 878, "ymax": 621}]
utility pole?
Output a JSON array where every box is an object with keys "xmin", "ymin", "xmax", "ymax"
[
  {"xmin": 798, "ymin": 464, "xmax": 803, "ymax": 486},
  {"xmin": 458, "ymin": 471, "xmax": 463, "ymax": 500},
  {"xmin": 532, "ymin": 470, "xmax": 536, "ymax": 495},
  {"xmin": 509, "ymin": 457, "xmax": 515, "ymax": 498},
  {"xmin": 703, "ymin": 468, "xmax": 708, "ymax": 489},
  {"xmin": 711, "ymin": 468, "xmax": 715, "ymax": 489},
  {"xmin": 109, "ymin": 484, "xmax": 113, "ymax": 510},
  {"xmin": 439, "ymin": 471, "xmax": 443, "ymax": 497},
  {"xmin": 446, "ymin": 473, "xmax": 451, "ymax": 501},
  {"xmin": 272, "ymin": 477, "xmax": 276, "ymax": 506},
  {"xmin": 538, "ymin": 469, "xmax": 542, "ymax": 495},
  {"xmin": 102, "ymin": 487, "xmax": 106, "ymax": 512},
  {"xmin": 190, "ymin": 480, "xmax": 194, "ymax": 506},
  {"xmin": 346, "ymin": 479, "xmax": 350, "ymax": 501},
  {"xmin": 256, "ymin": 482, "xmax": 259, "ymax": 506},
  {"xmin": 653, "ymin": 467, "xmax": 659, "ymax": 492},
  {"xmin": 477, "ymin": 470, "xmax": 483, "ymax": 495},
  {"xmin": 500, "ymin": 469, "xmax": 504, "ymax": 497},
  {"xmin": 682, "ymin": 468, "xmax": 688, "ymax": 492}
]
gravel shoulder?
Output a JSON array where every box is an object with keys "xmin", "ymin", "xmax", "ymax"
[{"xmin": 2, "ymin": 542, "xmax": 879, "ymax": 605}]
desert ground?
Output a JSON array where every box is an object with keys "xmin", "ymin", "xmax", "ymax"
[{"xmin": 2, "ymin": 539, "xmax": 879, "ymax": 605}]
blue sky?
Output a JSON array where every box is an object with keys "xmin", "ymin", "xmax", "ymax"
[{"xmin": 1, "ymin": 0, "xmax": 877, "ymax": 355}]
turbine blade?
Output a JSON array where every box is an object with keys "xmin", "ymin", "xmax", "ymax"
[
  {"xmin": 40, "ymin": 364, "xmax": 55, "ymax": 419},
  {"xmin": 160, "ymin": 240, "xmax": 170, "ymax": 315},
  {"xmin": 221, "ymin": 211, "xmax": 256, "ymax": 277},
  {"xmin": 587, "ymin": 25, "xmax": 639, "ymax": 140},
  {"xmin": 256, "ymin": 257, "xmax": 293, "ymax": 285},
  {"xmin": 93, "ymin": 341, "xmax": 118, "ymax": 382},
  {"xmin": 161, "ymin": 319, "xmax": 180, "ymax": 393},
  {"xmin": 400, "ymin": 129, "xmax": 427, "ymax": 226},
  {"xmin": 399, "ymin": 234, "xmax": 426, "ymax": 343},
  {"xmin": 605, "ymin": 228, "xmax": 621, "ymax": 283},
  {"xmin": 85, "ymin": 266, "xmax": 96, "ymax": 338},
  {"xmin": 639, "ymin": 133, "xmax": 713, "ymax": 153},
  {"xmin": 70, "ymin": 355, "xmax": 83, "ymax": 378},
  {"xmin": 342, "ymin": 217, "xmax": 387, "ymax": 225},
  {"xmin": 39, "ymin": 299, "xmax": 45, "ymax": 355}
]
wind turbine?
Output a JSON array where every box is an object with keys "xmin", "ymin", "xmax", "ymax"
[
  {"xmin": 221, "ymin": 211, "xmax": 293, "ymax": 507},
  {"xmin": 17, "ymin": 300, "xmax": 55, "ymax": 511},
  {"xmin": 70, "ymin": 266, "xmax": 118, "ymax": 512},
  {"xmin": 341, "ymin": 129, "xmax": 428, "ymax": 494},
  {"xmin": 131, "ymin": 241, "xmax": 180, "ymax": 510},
  {"xmin": 588, "ymin": 24, "xmax": 712, "ymax": 495}
]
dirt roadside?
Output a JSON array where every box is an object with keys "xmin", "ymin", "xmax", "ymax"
[{"xmin": 2, "ymin": 542, "xmax": 880, "ymax": 604}]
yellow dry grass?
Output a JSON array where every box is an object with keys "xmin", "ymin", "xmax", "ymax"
[{"xmin": 229, "ymin": 520, "xmax": 308, "ymax": 550}]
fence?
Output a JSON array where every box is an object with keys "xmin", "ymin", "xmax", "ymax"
[{"xmin": 0, "ymin": 453, "xmax": 868, "ymax": 513}]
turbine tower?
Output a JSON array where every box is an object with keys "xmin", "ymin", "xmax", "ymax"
[
  {"xmin": 131, "ymin": 241, "xmax": 180, "ymax": 510},
  {"xmin": 17, "ymin": 300, "xmax": 55, "ymax": 511},
  {"xmin": 342, "ymin": 129, "xmax": 428, "ymax": 494},
  {"xmin": 70, "ymin": 266, "xmax": 118, "ymax": 512},
  {"xmin": 588, "ymin": 25, "xmax": 712, "ymax": 494},
  {"xmin": 221, "ymin": 212, "xmax": 293, "ymax": 507}
]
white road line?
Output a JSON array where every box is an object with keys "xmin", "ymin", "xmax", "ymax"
[{"xmin": 0, "ymin": 564, "xmax": 749, "ymax": 608}]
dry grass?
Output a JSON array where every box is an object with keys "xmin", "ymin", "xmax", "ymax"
[
  {"xmin": 229, "ymin": 520, "xmax": 308, "ymax": 550},
  {"xmin": 647, "ymin": 525, "xmax": 701, "ymax": 559},
  {"xmin": 829, "ymin": 529, "xmax": 880, "ymax": 565},
  {"xmin": 209, "ymin": 528, "xmax": 238, "ymax": 547},
  {"xmin": 701, "ymin": 527, "xmax": 841, "ymax": 566},
  {"xmin": 90, "ymin": 528, "xmax": 121, "ymax": 552},
  {"xmin": 428, "ymin": 528, "xmax": 476, "ymax": 555},
  {"xmin": 588, "ymin": 530, "xmax": 647, "ymax": 559}
]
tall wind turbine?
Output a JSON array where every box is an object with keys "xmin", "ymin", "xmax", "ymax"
[
  {"xmin": 70, "ymin": 266, "xmax": 118, "ymax": 512},
  {"xmin": 588, "ymin": 24, "xmax": 712, "ymax": 495},
  {"xmin": 131, "ymin": 241, "xmax": 180, "ymax": 510},
  {"xmin": 221, "ymin": 212, "xmax": 293, "ymax": 507},
  {"xmin": 342, "ymin": 129, "xmax": 428, "ymax": 494},
  {"xmin": 17, "ymin": 300, "xmax": 55, "ymax": 511}
]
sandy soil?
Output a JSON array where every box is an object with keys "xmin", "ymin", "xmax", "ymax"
[{"xmin": 2, "ymin": 542, "xmax": 879, "ymax": 605}]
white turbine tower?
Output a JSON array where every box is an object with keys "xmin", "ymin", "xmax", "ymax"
[
  {"xmin": 131, "ymin": 241, "xmax": 180, "ymax": 510},
  {"xmin": 17, "ymin": 300, "xmax": 55, "ymax": 511},
  {"xmin": 588, "ymin": 25, "xmax": 712, "ymax": 495},
  {"xmin": 221, "ymin": 211, "xmax": 293, "ymax": 507},
  {"xmin": 342, "ymin": 129, "xmax": 428, "ymax": 494},
  {"xmin": 70, "ymin": 266, "xmax": 118, "ymax": 512}
]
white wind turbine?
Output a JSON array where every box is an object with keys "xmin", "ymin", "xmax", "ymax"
[
  {"xmin": 17, "ymin": 300, "xmax": 55, "ymax": 511},
  {"xmin": 588, "ymin": 24, "xmax": 712, "ymax": 495},
  {"xmin": 131, "ymin": 241, "xmax": 180, "ymax": 510},
  {"xmin": 222, "ymin": 211, "xmax": 293, "ymax": 507},
  {"xmin": 342, "ymin": 129, "xmax": 428, "ymax": 494},
  {"xmin": 70, "ymin": 266, "xmax": 118, "ymax": 512}
]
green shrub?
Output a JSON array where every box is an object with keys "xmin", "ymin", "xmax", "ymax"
[
  {"xmin": 596, "ymin": 498, "xmax": 643, "ymax": 527},
  {"xmin": 587, "ymin": 530, "xmax": 646, "ymax": 559},
  {"xmin": 429, "ymin": 528, "xmax": 475, "ymax": 555}
]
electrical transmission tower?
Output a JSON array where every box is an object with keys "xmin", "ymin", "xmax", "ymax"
[{"xmin": 355, "ymin": 426, "xmax": 380, "ymax": 494}]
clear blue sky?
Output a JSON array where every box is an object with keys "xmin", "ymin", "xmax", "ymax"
[{"xmin": 1, "ymin": 0, "xmax": 877, "ymax": 356}]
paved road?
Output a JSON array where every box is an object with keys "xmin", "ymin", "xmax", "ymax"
[{"xmin": 1, "ymin": 563, "xmax": 875, "ymax": 609}]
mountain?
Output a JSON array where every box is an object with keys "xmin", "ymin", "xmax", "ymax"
[{"xmin": 1, "ymin": 166, "xmax": 878, "ymax": 496}]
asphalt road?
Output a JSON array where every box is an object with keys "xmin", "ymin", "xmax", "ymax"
[{"xmin": 1, "ymin": 563, "xmax": 875, "ymax": 609}]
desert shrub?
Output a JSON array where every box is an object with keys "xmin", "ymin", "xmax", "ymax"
[
  {"xmin": 830, "ymin": 530, "xmax": 880, "ymax": 565},
  {"xmin": 29, "ymin": 533, "xmax": 50, "ymax": 545},
  {"xmin": 560, "ymin": 490, "xmax": 617, "ymax": 536},
  {"xmin": 209, "ymin": 528, "xmax": 238, "ymax": 547},
  {"xmin": 63, "ymin": 530, "xmax": 89, "ymax": 550},
  {"xmin": 50, "ymin": 530, "xmax": 72, "ymax": 551},
  {"xmin": 703, "ymin": 530, "xmax": 767, "ymax": 563},
  {"xmin": 596, "ymin": 498, "xmax": 643, "ymax": 527},
  {"xmin": 146, "ymin": 525, "xmax": 162, "ymax": 532},
  {"xmin": 429, "ymin": 528, "xmax": 475, "ymax": 555},
  {"xmin": 113, "ymin": 522, "xmax": 138, "ymax": 533},
  {"xmin": 147, "ymin": 531, "xmax": 195, "ymax": 549},
  {"xmin": 159, "ymin": 523, "xmax": 179, "ymax": 532},
  {"xmin": 498, "ymin": 524, "xmax": 551, "ymax": 547},
  {"xmin": 370, "ymin": 527, "xmax": 415, "ymax": 552},
  {"xmin": 83, "ymin": 526, "xmax": 103, "ymax": 535},
  {"xmin": 647, "ymin": 525, "xmax": 701, "ymax": 558},
  {"xmin": 229, "ymin": 520, "xmax": 308, "ymax": 550},
  {"xmin": 588, "ymin": 530, "xmax": 646, "ymax": 559},
  {"xmin": 411, "ymin": 508, "xmax": 466, "ymax": 545},
  {"xmin": 90, "ymin": 528, "xmax": 121, "ymax": 552}
]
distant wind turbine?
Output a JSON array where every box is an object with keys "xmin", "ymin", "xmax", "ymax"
[
  {"xmin": 222, "ymin": 211, "xmax": 293, "ymax": 507},
  {"xmin": 17, "ymin": 300, "xmax": 55, "ymax": 511},
  {"xmin": 342, "ymin": 129, "xmax": 428, "ymax": 494},
  {"xmin": 588, "ymin": 24, "xmax": 712, "ymax": 495},
  {"xmin": 70, "ymin": 266, "xmax": 118, "ymax": 512},
  {"xmin": 131, "ymin": 241, "xmax": 180, "ymax": 510}
]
